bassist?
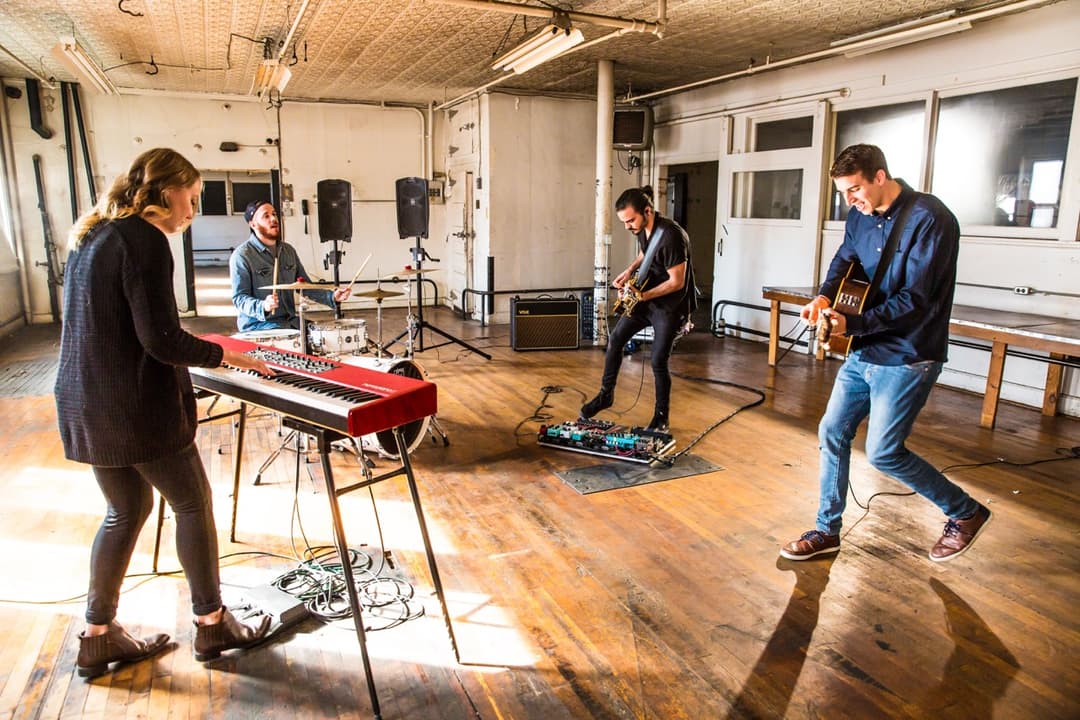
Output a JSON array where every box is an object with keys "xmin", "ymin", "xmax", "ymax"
[{"xmin": 581, "ymin": 186, "xmax": 695, "ymax": 431}]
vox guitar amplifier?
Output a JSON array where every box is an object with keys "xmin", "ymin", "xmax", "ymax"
[{"xmin": 511, "ymin": 296, "xmax": 580, "ymax": 351}]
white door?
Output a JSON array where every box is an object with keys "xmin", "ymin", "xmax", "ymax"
[
  {"xmin": 443, "ymin": 168, "xmax": 476, "ymax": 313},
  {"xmin": 713, "ymin": 101, "xmax": 828, "ymax": 344}
]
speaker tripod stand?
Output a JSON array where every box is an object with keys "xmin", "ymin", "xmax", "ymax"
[{"xmin": 381, "ymin": 237, "xmax": 491, "ymax": 360}]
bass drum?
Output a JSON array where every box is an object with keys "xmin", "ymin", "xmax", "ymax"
[{"xmin": 338, "ymin": 355, "xmax": 431, "ymax": 458}]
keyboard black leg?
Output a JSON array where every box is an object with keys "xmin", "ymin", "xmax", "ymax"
[
  {"xmin": 317, "ymin": 427, "xmax": 382, "ymax": 720},
  {"xmin": 396, "ymin": 426, "xmax": 461, "ymax": 663}
]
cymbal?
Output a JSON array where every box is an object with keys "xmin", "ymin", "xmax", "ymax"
[
  {"xmin": 259, "ymin": 281, "xmax": 335, "ymax": 291},
  {"xmin": 354, "ymin": 288, "xmax": 404, "ymax": 299},
  {"xmin": 380, "ymin": 267, "xmax": 441, "ymax": 280}
]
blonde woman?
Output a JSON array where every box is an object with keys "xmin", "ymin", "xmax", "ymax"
[{"xmin": 55, "ymin": 148, "xmax": 273, "ymax": 678}]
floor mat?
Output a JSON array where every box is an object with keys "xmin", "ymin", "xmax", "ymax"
[{"xmin": 556, "ymin": 453, "xmax": 722, "ymax": 494}]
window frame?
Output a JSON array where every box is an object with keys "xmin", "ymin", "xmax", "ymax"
[{"xmin": 930, "ymin": 71, "xmax": 1080, "ymax": 242}]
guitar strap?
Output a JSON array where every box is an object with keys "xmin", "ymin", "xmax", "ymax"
[
  {"xmin": 866, "ymin": 190, "xmax": 916, "ymax": 302},
  {"xmin": 636, "ymin": 218, "xmax": 664, "ymax": 281}
]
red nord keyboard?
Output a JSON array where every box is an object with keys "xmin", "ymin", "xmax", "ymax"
[{"xmin": 189, "ymin": 334, "xmax": 437, "ymax": 437}]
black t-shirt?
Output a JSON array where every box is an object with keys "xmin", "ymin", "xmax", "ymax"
[{"xmin": 636, "ymin": 214, "xmax": 692, "ymax": 314}]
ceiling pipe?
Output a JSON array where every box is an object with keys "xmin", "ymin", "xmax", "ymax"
[
  {"xmin": 430, "ymin": 0, "xmax": 662, "ymax": 35},
  {"xmin": 0, "ymin": 42, "xmax": 55, "ymax": 89},
  {"xmin": 432, "ymin": 1, "xmax": 668, "ymax": 110},
  {"xmin": 277, "ymin": 0, "xmax": 313, "ymax": 61},
  {"xmin": 627, "ymin": 0, "xmax": 1055, "ymax": 103},
  {"xmin": 434, "ymin": 27, "xmax": 633, "ymax": 111}
]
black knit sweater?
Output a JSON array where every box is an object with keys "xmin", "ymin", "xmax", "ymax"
[{"xmin": 54, "ymin": 215, "xmax": 224, "ymax": 467}]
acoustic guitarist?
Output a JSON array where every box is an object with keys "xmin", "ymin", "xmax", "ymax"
[
  {"xmin": 580, "ymin": 186, "xmax": 695, "ymax": 431},
  {"xmin": 780, "ymin": 143, "xmax": 991, "ymax": 564}
]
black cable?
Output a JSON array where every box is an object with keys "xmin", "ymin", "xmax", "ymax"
[
  {"xmin": 841, "ymin": 445, "xmax": 1080, "ymax": 539},
  {"xmin": 773, "ymin": 323, "xmax": 811, "ymax": 365},
  {"xmin": 650, "ymin": 371, "xmax": 766, "ymax": 466},
  {"xmin": 515, "ymin": 384, "xmax": 586, "ymax": 437}
]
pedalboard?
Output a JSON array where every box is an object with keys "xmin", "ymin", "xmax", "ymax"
[{"xmin": 538, "ymin": 418, "xmax": 675, "ymax": 464}]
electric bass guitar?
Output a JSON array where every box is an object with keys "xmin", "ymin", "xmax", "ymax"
[
  {"xmin": 611, "ymin": 274, "xmax": 647, "ymax": 317},
  {"xmin": 817, "ymin": 262, "xmax": 871, "ymax": 356}
]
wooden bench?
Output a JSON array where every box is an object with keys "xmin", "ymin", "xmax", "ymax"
[{"xmin": 761, "ymin": 286, "xmax": 1080, "ymax": 429}]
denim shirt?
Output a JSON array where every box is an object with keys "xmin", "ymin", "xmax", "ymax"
[
  {"xmin": 229, "ymin": 233, "xmax": 335, "ymax": 331},
  {"xmin": 819, "ymin": 180, "xmax": 960, "ymax": 365}
]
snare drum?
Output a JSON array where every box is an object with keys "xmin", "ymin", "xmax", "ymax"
[
  {"xmin": 337, "ymin": 355, "xmax": 431, "ymax": 458},
  {"xmin": 233, "ymin": 328, "xmax": 301, "ymax": 351},
  {"xmin": 308, "ymin": 319, "xmax": 367, "ymax": 356}
]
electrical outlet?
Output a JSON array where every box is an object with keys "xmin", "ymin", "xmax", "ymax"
[{"xmin": 1013, "ymin": 286, "xmax": 1033, "ymax": 295}]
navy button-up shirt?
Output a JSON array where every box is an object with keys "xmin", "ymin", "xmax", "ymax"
[
  {"xmin": 819, "ymin": 180, "xmax": 960, "ymax": 365},
  {"xmin": 229, "ymin": 233, "xmax": 335, "ymax": 331}
]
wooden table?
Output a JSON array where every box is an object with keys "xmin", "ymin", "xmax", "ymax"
[
  {"xmin": 761, "ymin": 286, "xmax": 1080, "ymax": 429},
  {"xmin": 762, "ymin": 286, "xmax": 819, "ymax": 366},
  {"xmin": 949, "ymin": 306, "xmax": 1080, "ymax": 428}
]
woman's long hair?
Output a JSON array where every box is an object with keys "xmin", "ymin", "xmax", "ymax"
[{"xmin": 69, "ymin": 148, "xmax": 199, "ymax": 250}]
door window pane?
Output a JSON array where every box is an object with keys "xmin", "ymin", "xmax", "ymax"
[
  {"xmin": 754, "ymin": 116, "xmax": 813, "ymax": 151},
  {"xmin": 731, "ymin": 170, "xmax": 802, "ymax": 219},
  {"xmin": 830, "ymin": 101, "xmax": 925, "ymax": 220},
  {"xmin": 932, "ymin": 78, "xmax": 1076, "ymax": 228}
]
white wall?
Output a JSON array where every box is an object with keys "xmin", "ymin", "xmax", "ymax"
[
  {"xmin": 445, "ymin": 92, "xmax": 638, "ymax": 324},
  {"xmin": 0, "ymin": 91, "xmax": 429, "ymax": 322},
  {"xmin": 651, "ymin": 0, "xmax": 1080, "ymax": 415}
]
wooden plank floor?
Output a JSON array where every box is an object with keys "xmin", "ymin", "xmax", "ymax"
[{"xmin": 1, "ymin": 272, "xmax": 1077, "ymax": 719}]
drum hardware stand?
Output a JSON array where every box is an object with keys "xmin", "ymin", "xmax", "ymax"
[
  {"xmin": 427, "ymin": 415, "xmax": 450, "ymax": 447},
  {"xmin": 382, "ymin": 238, "xmax": 491, "ymax": 360},
  {"xmin": 323, "ymin": 240, "xmax": 346, "ymax": 320}
]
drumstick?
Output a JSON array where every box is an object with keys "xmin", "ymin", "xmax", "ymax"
[
  {"xmin": 272, "ymin": 251, "xmax": 280, "ymax": 301},
  {"xmin": 345, "ymin": 253, "xmax": 374, "ymax": 294}
]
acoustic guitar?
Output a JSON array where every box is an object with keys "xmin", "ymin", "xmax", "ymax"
[
  {"xmin": 817, "ymin": 262, "xmax": 871, "ymax": 356},
  {"xmin": 611, "ymin": 274, "xmax": 647, "ymax": 317}
]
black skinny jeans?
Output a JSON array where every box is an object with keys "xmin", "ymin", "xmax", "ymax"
[
  {"xmin": 601, "ymin": 302, "xmax": 683, "ymax": 415},
  {"xmin": 87, "ymin": 442, "xmax": 222, "ymax": 624}
]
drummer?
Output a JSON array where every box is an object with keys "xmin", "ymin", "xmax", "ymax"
[{"xmin": 229, "ymin": 199, "xmax": 351, "ymax": 332}]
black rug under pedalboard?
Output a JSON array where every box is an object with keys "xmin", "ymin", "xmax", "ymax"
[{"xmin": 538, "ymin": 418, "xmax": 675, "ymax": 464}]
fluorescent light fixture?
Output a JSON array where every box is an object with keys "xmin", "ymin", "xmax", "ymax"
[
  {"xmin": 51, "ymin": 37, "xmax": 118, "ymax": 95},
  {"xmin": 492, "ymin": 23, "xmax": 585, "ymax": 75},
  {"xmin": 839, "ymin": 21, "xmax": 971, "ymax": 57},
  {"xmin": 253, "ymin": 58, "xmax": 292, "ymax": 96},
  {"xmin": 829, "ymin": 10, "xmax": 957, "ymax": 47}
]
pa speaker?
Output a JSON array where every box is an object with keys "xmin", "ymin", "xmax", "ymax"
[
  {"xmin": 317, "ymin": 179, "xmax": 352, "ymax": 242},
  {"xmin": 395, "ymin": 177, "xmax": 429, "ymax": 238}
]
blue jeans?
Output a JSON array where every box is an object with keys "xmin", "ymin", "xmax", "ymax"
[{"xmin": 815, "ymin": 351, "xmax": 978, "ymax": 534}]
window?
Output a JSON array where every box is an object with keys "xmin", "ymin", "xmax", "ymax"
[
  {"xmin": 932, "ymin": 78, "xmax": 1076, "ymax": 228},
  {"xmin": 200, "ymin": 180, "xmax": 227, "ymax": 216},
  {"xmin": 732, "ymin": 170, "xmax": 802, "ymax": 219},
  {"xmin": 231, "ymin": 181, "xmax": 272, "ymax": 215},
  {"xmin": 754, "ymin": 116, "xmax": 813, "ymax": 151},
  {"xmin": 830, "ymin": 101, "xmax": 925, "ymax": 221}
]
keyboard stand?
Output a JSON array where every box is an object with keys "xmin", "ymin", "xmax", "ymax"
[{"xmin": 274, "ymin": 415, "xmax": 460, "ymax": 720}]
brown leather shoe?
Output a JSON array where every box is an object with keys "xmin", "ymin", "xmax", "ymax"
[
  {"xmin": 929, "ymin": 504, "xmax": 992, "ymax": 562},
  {"xmin": 193, "ymin": 608, "xmax": 272, "ymax": 662},
  {"xmin": 77, "ymin": 621, "xmax": 170, "ymax": 679},
  {"xmin": 779, "ymin": 530, "xmax": 840, "ymax": 560}
]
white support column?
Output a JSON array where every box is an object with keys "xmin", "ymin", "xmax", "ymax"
[{"xmin": 593, "ymin": 59, "xmax": 614, "ymax": 344}]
